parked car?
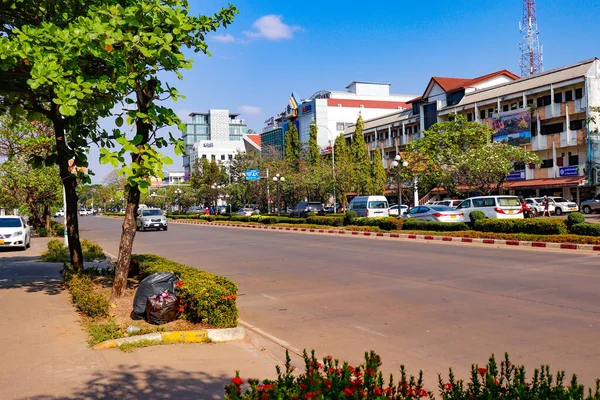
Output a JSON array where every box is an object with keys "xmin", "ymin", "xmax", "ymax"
[
  {"xmin": 79, "ymin": 209, "xmax": 92, "ymax": 216},
  {"xmin": 0, "ymin": 215, "xmax": 31, "ymax": 250},
  {"xmin": 525, "ymin": 198, "xmax": 555, "ymax": 214},
  {"xmin": 237, "ymin": 208, "xmax": 258, "ymax": 217},
  {"xmin": 435, "ymin": 199, "xmax": 462, "ymax": 208},
  {"xmin": 53, "ymin": 209, "xmax": 64, "ymax": 218},
  {"xmin": 455, "ymin": 195, "xmax": 524, "ymax": 221},
  {"xmin": 389, "ymin": 204, "xmax": 409, "ymax": 216},
  {"xmin": 323, "ymin": 204, "xmax": 342, "ymax": 214},
  {"xmin": 290, "ymin": 202, "xmax": 324, "ymax": 218},
  {"xmin": 136, "ymin": 208, "xmax": 168, "ymax": 231},
  {"xmin": 581, "ymin": 193, "xmax": 600, "ymax": 214},
  {"xmin": 404, "ymin": 205, "xmax": 465, "ymax": 222},
  {"xmin": 347, "ymin": 196, "xmax": 389, "ymax": 218},
  {"xmin": 547, "ymin": 196, "xmax": 579, "ymax": 215}
]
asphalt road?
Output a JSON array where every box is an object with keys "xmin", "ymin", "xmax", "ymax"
[{"xmin": 79, "ymin": 217, "xmax": 600, "ymax": 387}]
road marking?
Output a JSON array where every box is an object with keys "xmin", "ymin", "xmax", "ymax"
[
  {"xmin": 354, "ymin": 325, "xmax": 387, "ymax": 337},
  {"xmin": 238, "ymin": 319, "xmax": 303, "ymax": 357},
  {"xmin": 262, "ymin": 293, "xmax": 277, "ymax": 301}
]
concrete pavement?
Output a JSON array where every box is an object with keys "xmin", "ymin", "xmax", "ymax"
[{"xmin": 0, "ymin": 237, "xmax": 279, "ymax": 400}]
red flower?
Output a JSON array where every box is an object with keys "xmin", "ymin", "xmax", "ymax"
[
  {"xmin": 328, "ymin": 368, "xmax": 335, "ymax": 374},
  {"xmin": 494, "ymin": 379, "xmax": 499, "ymax": 385},
  {"xmin": 194, "ymin": 295, "xmax": 198, "ymax": 299},
  {"xmin": 407, "ymin": 389, "xmax": 415, "ymax": 396},
  {"xmin": 478, "ymin": 367, "xmax": 487, "ymax": 376},
  {"xmin": 324, "ymin": 379, "xmax": 331, "ymax": 389},
  {"xmin": 231, "ymin": 377, "xmax": 243, "ymax": 386},
  {"xmin": 353, "ymin": 369, "xmax": 362, "ymax": 377},
  {"xmin": 366, "ymin": 368, "xmax": 375, "ymax": 377},
  {"xmin": 343, "ymin": 387, "xmax": 354, "ymax": 397},
  {"xmin": 384, "ymin": 387, "xmax": 393, "ymax": 395},
  {"xmin": 373, "ymin": 387, "xmax": 382, "ymax": 395},
  {"xmin": 305, "ymin": 392, "xmax": 316, "ymax": 399},
  {"xmin": 178, "ymin": 307, "xmax": 184, "ymax": 312},
  {"xmin": 443, "ymin": 383, "xmax": 453, "ymax": 390},
  {"xmin": 418, "ymin": 389, "xmax": 428, "ymax": 397}
]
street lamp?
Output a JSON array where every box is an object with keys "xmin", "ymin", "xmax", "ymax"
[
  {"xmin": 174, "ymin": 188, "xmax": 182, "ymax": 212},
  {"xmin": 150, "ymin": 192, "xmax": 157, "ymax": 208},
  {"xmin": 310, "ymin": 122, "xmax": 336, "ymax": 213},
  {"xmin": 211, "ymin": 184, "xmax": 224, "ymax": 213},
  {"xmin": 272, "ymin": 174, "xmax": 285, "ymax": 217},
  {"xmin": 391, "ymin": 155, "xmax": 409, "ymax": 213}
]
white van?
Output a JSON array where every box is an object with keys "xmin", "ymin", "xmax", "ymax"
[
  {"xmin": 348, "ymin": 196, "xmax": 389, "ymax": 217},
  {"xmin": 456, "ymin": 195, "xmax": 523, "ymax": 221}
]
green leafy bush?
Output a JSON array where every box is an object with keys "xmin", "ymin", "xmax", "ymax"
[
  {"xmin": 469, "ymin": 210, "xmax": 487, "ymax": 224},
  {"xmin": 473, "ymin": 218, "xmax": 567, "ymax": 235},
  {"xmin": 134, "ymin": 254, "xmax": 238, "ymax": 327},
  {"xmin": 81, "ymin": 239, "xmax": 106, "ymax": 261},
  {"xmin": 402, "ymin": 219, "xmax": 470, "ymax": 232},
  {"xmin": 86, "ymin": 318, "xmax": 122, "ymax": 346},
  {"xmin": 350, "ymin": 217, "xmax": 403, "ymax": 231},
  {"xmin": 65, "ymin": 274, "xmax": 109, "ymax": 318},
  {"xmin": 224, "ymin": 350, "xmax": 600, "ymax": 400},
  {"xmin": 344, "ymin": 210, "xmax": 357, "ymax": 225},
  {"xmin": 567, "ymin": 212, "xmax": 585, "ymax": 230},
  {"xmin": 37, "ymin": 227, "xmax": 49, "ymax": 237},
  {"xmin": 230, "ymin": 215, "xmax": 250, "ymax": 222},
  {"xmin": 570, "ymin": 223, "xmax": 600, "ymax": 237},
  {"xmin": 41, "ymin": 239, "xmax": 70, "ymax": 262},
  {"xmin": 306, "ymin": 216, "xmax": 344, "ymax": 227},
  {"xmin": 273, "ymin": 217, "xmax": 306, "ymax": 225}
]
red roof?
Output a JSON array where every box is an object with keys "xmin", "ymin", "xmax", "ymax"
[
  {"xmin": 503, "ymin": 176, "xmax": 584, "ymax": 189},
  {"xmin": 445, "ymin": 69, "xmax": 521, "ymax": 94},
  {"xmin": 431, "ymin": 77, "xmax": 472, "ymax": 92},
  {"xmin": 423, "ymin": 70, "xmax": 520, "ymax": 99},
  {"xmin": 246, "ymin": 134, "xmax": 261, "ymax": 148}
]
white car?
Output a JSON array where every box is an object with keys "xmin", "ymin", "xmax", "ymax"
[
  {"xmin": 0, "ymin": 216, "xmax": 31, "ymax": 250},
  {"xmin": 525, "ymin": 198, "xmax": 555, "ymax": 214},
  {"xmin": 389, "ymin": 204, "xmax": 409, "ymax": 216},
  {"xmin": 456, "ymin": 195, "xmax": 524, "ymax": 221},
  {"xmin": 53, "ymin": 209, "xmax": 65, "ymax": 218},
  {"xmin": 236, "ymin": 208, "xmax": 257, "ymax": 217},
  {"xmin": 79, "ymin": 209, "xmax": 92, "ymax": 216},
  {"xmin": 547, "ymin": 197, "xmax": 579, "ymax": 215}
]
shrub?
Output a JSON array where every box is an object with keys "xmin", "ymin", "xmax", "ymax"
[
  {"xmin": 349, "ymin": 217, "xmax": 403, "ymax": 231},
  {"xmin": 379, "ymin": 217, "xmax": 404, "ymax": 231},
  {"xmin": 40, "ymin": 239, "xmax": 70, "ymax": 262},
  {"xmin": 344, "ymin": 210, "xmax": 357, "ymax": 225},
  {"xmin": 469, "ymin": 210, "xmax": 487, "ymax": 224},
  {"xmin": 306, "ymin": 211, "xmax": 317, "ymax": 218},
  {"xmin": 224, "ymin": 350, "xmax": 600, "ymax": 400},
  {"xmin": 402, "ymin": 219, "xmax": 470, "ymax": 232},
  {"xmin": 230, "ymin": 215, "xmax": 249, "ymax": 222},
  {"xmin": 567, "ymin": 212, "xmax": 585, "ymax": 230},
  {"xmin": 473, "ymin": 218, "xmax": 567, "ymax": 235},
  {"xmin": 37, "ymin": 227, "xmax": 49, "ymax": 237},
  {"xmin": 306, "ymin": 216, "xmax": 344, "ymax": 227},
  {"xmin": 274, "ymin": 217, "xmax": 306, "ymax": 225},
  {"xmin": 570, "ymin": 223, "xmax": 600, "ymax": 237},
  {"xmin": 81, "ymin": 239, "xmax": 106, "ymax": 261},
  {"xmin": 134, "ymin": 254, "xmax": 238, "ymax": 327},
  {"xmin": 65, "ymin": 274, "xmax": 109, "ymax": 318}
]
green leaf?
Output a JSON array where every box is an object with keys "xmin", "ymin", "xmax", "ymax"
[
  {"xmin": 115, "ymin": 116, "xmax": 124, "ymax": 127},
  {"xmin": 132, "ymin": 134, "xmax": 143, "ymax": 145}
]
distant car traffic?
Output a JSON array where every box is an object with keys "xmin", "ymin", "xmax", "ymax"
[
  {"xmin": 0, "ymin": 216, "xmax": 31, "ymax": 250},
  {"xmin": 347, "ymin": 196, "xmax": 389, "ymax": 218},
  {"xmin": 404, "ymin": 205, "xmax": 464, "ymax": 222},
  {"xmin": 581, "ymin": 193, "xmax": 600, "ymax": 214},
  {"xmin": 435, "ymin": 199, "xmax": 462, "ymax": 208},
  {"xmin": 136, "ymin": 208, "xmax": 168, "ymax": 231},
  {"xmin": 389, "ymin": 204, "xmax": 409, "ymax": 216},
  {"xmin": 290, "ymin": 202, "xmax": 324, "ymax": 218},
  {"xmin": 525, "ymin": 198, "xmax": 554, "ymax": 215},
  {"xmin": 53, "ymin": 209, "xmax": 64, "ymax": 218},
  {"xmin": 237, "ymin": 208, "xmax": 258, "ymax": 217},
  {"xmin": 79, "ymin": 209, "xmax": 92, "ymax": 216}
]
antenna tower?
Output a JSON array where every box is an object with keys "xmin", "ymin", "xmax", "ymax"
[{"xmin": 519, "ymin": 0, "xmax": 543, "ymax": 76}]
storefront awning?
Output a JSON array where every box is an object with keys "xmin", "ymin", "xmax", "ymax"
[{"xmin": 503, "ymin": 176, "xmax": 585, "ymax": 189}]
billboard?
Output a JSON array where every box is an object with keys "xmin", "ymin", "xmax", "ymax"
[
  {"xmin": 492, "ymin": 110, "xmax": 531, "ymax": 145},
  {"xmin": 245, "ymin": 169, "xmax": 261, "ymax": 181}
]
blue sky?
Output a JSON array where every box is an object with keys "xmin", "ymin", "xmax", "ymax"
[{"xmin": 89, "ymin": 0, "xmax": 600, "ymax": 183}]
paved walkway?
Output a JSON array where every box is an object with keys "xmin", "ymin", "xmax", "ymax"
[{"xmin": 0, "ymin": 238, "xmax": 279, "ymax": 399}]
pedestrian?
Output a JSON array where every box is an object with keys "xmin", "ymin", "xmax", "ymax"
[
  {"xmin": 204, "ymin": 207, "xmax": 210, "ymax": 215},
  {"xmin": 542, "ymin": 195, "xmax": 551, "ymax": 217},
  {"xmin": 209, "ymin": 206, "xmax": 215, "ymax": 215}
]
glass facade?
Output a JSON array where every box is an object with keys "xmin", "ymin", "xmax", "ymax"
[{"xmin": 261, "ymin": 128, "xmax": 284, "ymax": 158}]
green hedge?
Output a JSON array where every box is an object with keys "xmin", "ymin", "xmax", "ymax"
[
  {"xmin": 570, "ymin": 223, "xmax": 600, "ymax": 237},
  {"xmin": 402, "ymin": 219, "xmax": 470, "ymax": 231},
  {"xmin": 473, "ymin": 218, "xmax": 567, "ymax": 235},
  {"xmin": 134, "ymin": 254, "xmax": 238, "ymax": 328},
  {"xmin": 65, "ymin": 274, "xmax": 109, "ymax": 319},
  {"xmin": 567, "ymin": 212, "xmax": 585, "ymax": 229},
  {"xmin": 306, "ymin": 216, "xmax": 344, "ymax": 227}
]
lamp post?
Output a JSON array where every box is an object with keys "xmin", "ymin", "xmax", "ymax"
[
  {"xmin": 150, "ymin": 192, "xmax": 157, "ymax": 208},
  {"xmin": 272, "ymin": 174, "xmax": 285, "ymax": 216},
  {"xmin": 174, "ymin": 188, "xmax": 182, "ymax": 212},
  {"xmin": 391, "ymin": 155, "xmax": 409, "ymax": 214},
  {"xmin": 310, "ymin": 123, "xmax": 336, "ymax": 213},
  {"xmin": 211, "ymin": 184, "xmax": 224, "ymax": 213}
]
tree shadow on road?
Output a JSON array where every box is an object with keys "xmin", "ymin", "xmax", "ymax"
[
  {"xmin": 21, "ymin": 364, "xmax": 234, "ymax": 400},
  {"xmin": 0, "ymin": 260, "xmax": 65, "ymax": 295},
  {"xmin": 0, "ymin": 278, "xmax": 65, "ymax": 295}
]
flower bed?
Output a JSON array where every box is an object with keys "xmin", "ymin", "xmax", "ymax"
[{"xmin": 224, "ymin": 350, "xmax": 600, "ymax": 399}]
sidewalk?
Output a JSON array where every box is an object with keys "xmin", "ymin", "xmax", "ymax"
[{"xmin": 0, "ymin": 238, "xmax": 279, "ymax": 399}]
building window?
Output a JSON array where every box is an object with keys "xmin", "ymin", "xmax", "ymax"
[
  {"xmin": 511, "ymin": 103, "xmax": 518, "ymax": 110},
  {"xmin": 336, "ymin": 122, "xmax": 345, "ymax": 131},
  {"xmin": 519, "ymin": 100, "xmax": 524, "ymax": 108},
  {"xmin": 541, "ymin": 122, "xmax": 563, "ymax": 135},
  {"xmin": 488, "ymin": 108, "xmax": 494, "ymax": 117},
  {"xmin": 412, "ymin": 103, "xmax": 420, "ymax": 115},
  {"xmin": 569, "ymin": 154, "xmax": 579, "ymax": 166},
  {"xmin": 479, "ymin": 109, "xmax": 486, "ymax": 119},
  {"xmin": 565, "ymin": 90, "xmax": 573, "ymax": 102},
  {"xmin": 360, "ymin": 105, "xmax": 364, "ymax": 108},
  {"xmin": 502, "ymin": 104, "xmax": 509, "ymax": 112},
  {"xmin": 554, "ymin": 92, "xmax": 563, "ymax": 103},
  {"xmin": 406, "ymin": 126, "xmax": 412, "ymax": 135},
  {"xmin": 527, "ymin": 98, "xmax": 534, "ymax": 106},
  {"xmin": 201, "ymin": 154, "xmax": 206, "ymax": 159},
  {"xmin": 531, "ymin": 121, "xmax": 537, "ymax": 136},
  {"xmin": 221, "ymin": 154, "xmax": 226, "ymax": 161},
  {"xmin": 337, "ymin": 104, "xmax": 342, "ymax": 107},
  {"xmin": 570, "ymin": 120, "xmax": 584, "ymax": 130},
  {"xmin": 541, "ymin": 159, "xmax": 554, "ymax": 169},
  {"xmin": 446, "ymin": 90, "xmax": 465, "ymax": 107},
  {"xmin": 423, "ymin": 103, "xmax": 438, "ymax": 130},
  {"xmin": 575, "ymin": 88, "xmax": 584, "ymax": 99},
  {"xmin": 467, "ymin": 113, "xmax": 473, "ymax": 122},
  {"xmin": 536, "ymin": 95, "xmax": 551, "ymax": 107}
]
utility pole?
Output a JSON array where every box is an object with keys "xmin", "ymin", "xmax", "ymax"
[
  {"xmin": 266, "ymin": 168, "xmax": 270, "ymax": 214},
  {"xmin": 519, "ymin": 0, "xmax": 543, "ymax": 77}
]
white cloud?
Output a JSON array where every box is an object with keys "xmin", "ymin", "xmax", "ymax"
[
  {"xmin": 244, "ymin": 15, "xmax": 302, "ymax": 41},
  {"xmin": 212, "ymin": 34, "xmax": 236, "ymax": 43},
  {"xmin": 238, "ymin": 105, "xmax": 262, "ymax": 116}
]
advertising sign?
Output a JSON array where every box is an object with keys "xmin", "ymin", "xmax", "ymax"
[
  {"xmin": 245, "ymin": 169, "xmax": 261, "ymax": 181},
  {"xmin": 492, "ymin": 110, "xmax": 531, "ymax": 145},
  {"xmin": 559, "ymin": 166, "xmax": 579, "ymax": 177},
  {"xmin": 264, "ymin": 117, "xmax": 274, "ymax": 128},
  {"xmin": 506, "ymin": 170, "xmax": 526, "ymax": 181}
]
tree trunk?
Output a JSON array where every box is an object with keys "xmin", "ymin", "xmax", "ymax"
[
  {"xmin": 43, "ymin": 203, "xmax": 51, "ymax": 230},
  {"xmin": 51, "ymin": 103, "xmax": 84, "ymax": 271},
  {"xmin": 111, "ymin": 185, "xmax": 140, "ymax": 299}
]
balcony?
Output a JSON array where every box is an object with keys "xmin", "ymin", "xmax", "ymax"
[
  {"xmin": 229, "ymin": 119, "xmax": 246, "ymax": 125},
  {"xmin": 531, "ymin": 129, "xmax": 586, "ymax": 151}
]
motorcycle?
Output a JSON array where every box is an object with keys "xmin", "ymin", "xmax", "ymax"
[{"xmin": 521, "ymin": 202, "xmax": 537, "ymax": 218}]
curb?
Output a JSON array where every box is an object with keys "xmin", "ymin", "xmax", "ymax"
[
  {"xmin": 92, "ymin": 327, "xmax": 245, "ymax": 350},
  {"xmin": 101, "ymin": 216, "xmax": 600, "ymax": 253}
]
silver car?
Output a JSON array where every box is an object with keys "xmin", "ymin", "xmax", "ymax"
[
  {"xmin": 136, "ymin": 208, "xmax": 168, "ymax": 231},
  {"xmin": 581, "ymin": 194, "xmax": 600, "ymax": 214},
  {"xmin": 403, "ymin": 205, "xmax": 465, "ymax": 222}
]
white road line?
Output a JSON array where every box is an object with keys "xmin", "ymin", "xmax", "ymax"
[
  {"xmin": 354, "ymin": 325, "xmax": 387, "ymax": 337},
  {"xmin": 261, "ymin": 293, "xmax": 278, "ymax": 301},
  {"xmin": 238, "ymin": 319, "xmax": 303, "ymax": 356}
]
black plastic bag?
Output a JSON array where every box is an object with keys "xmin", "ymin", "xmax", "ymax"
[
  {"xmin": 133, "ymin": 272, "xmax": 178, "ymax": 317},
  {"xmin": 146, "ymin": 291, "xmax": 180, "ymax": 325}
]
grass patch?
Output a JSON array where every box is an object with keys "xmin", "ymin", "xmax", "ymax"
[
  {"xmin": 87, "ymin": 318, "xmax": 122, "ymax": 346},
  {"xmin": 118, "ymin": 339, "xmax": 162, "ymax": 352}
]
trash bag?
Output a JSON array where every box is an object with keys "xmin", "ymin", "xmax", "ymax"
[
  {"xmin": 133, "ymin": 272, "xmax": 178, "ymax": 317},
  {"xmin": 146, "ymin": 290, "xmax": 180, "ymax": 325}
]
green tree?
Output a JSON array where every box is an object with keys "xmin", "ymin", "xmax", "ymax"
[
  {"xmin": 284, "ymin": 122, "xmax": 300, "ymax": 167},
  {"xmin": 369, "ymin": 152, "xmax": 387, "ymax": 195},
  {"xmin": 308, "ymin": 121, "xmax": 320, "ymax": 166},
  {"xmin": 333, "ymin": 133, "xmax": 353, "ymax": 209},
  {"xmin": 190, "ymin": 158, "xmax": 227, "ymax": 208},
  {"xmin": 350, "ymin": 114, "xmax": 371, "ymax": 195}
]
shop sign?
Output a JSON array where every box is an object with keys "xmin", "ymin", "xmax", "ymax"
[
  {"xmin": 559, "ymin": 166, "xmax": 579, "ymax": 177},
  {"xmin": 202, "ymin": 142, "xmax": 214, "ymax": 148},
  {"xmin": 245, "ymin": 169, "xmax": 261, "ymax": 181},
  {"xmin": 506, "ymin": 170, "xmax": 526, "ymax": 181}
]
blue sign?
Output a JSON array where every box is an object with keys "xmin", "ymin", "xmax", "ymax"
[
  {"xmin": 559, "ymin": 166, "xmax": 579, "ymax": 177},
  {"xmin": 506, "ymin": 170, "xmax": 526, "ymax": 181},
  {"xmin": 245, "ymin": 169, "xmax": 261, "ymax": 181}
]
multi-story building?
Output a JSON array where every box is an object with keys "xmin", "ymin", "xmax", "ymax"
[
  {"xmin": 182, "ymin": 109, "xmax": 248, "ymax": 176},
  {"xmin": 343, "ymin": 58, "xmax": 600, "ymax": 203},
  {"xmin": 261, "ymin": 82, "xmax": 417, "ymax": 157},
  {"xmin": 150, "ymin": 170, "xmax": 185, "ymax": 187}
]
